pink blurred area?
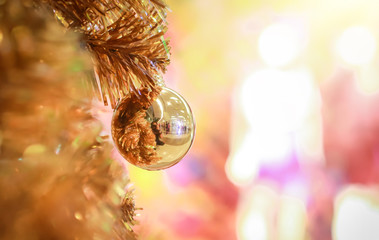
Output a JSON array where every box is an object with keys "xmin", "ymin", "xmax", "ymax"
[
  {"xmin": 322, "ymin": 69, "xmax": 379, "ymax": 184},
  {"xmin": 105, "ymin": 0, "xmax": 379, "ymax": 239}
]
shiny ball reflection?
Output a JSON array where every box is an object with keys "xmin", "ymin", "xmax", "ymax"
[
  {"xmin": 144, "ymin": 87, "xmax": 195, "ymax": 170},
  {"xmin": 112, "ymin": 87, "xmax": 195, "ymax": 170}
]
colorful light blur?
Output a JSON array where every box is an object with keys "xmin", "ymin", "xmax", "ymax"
[
  {"xmin": 115, "ymin": 0, "xmax": 379, "ymax": 239},
  {"xmin": 237, "ymin": 186, "xmax": 275, "ymax": 240},
  {"xmin": 227, "ymin": 1, "xmax": 379, "ymax": 239},
  {"xmin": 237, "ymin": 185, "xmax": 307, "ymax": 240}
]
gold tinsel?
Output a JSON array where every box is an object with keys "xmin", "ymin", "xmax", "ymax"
[
  {"xmin": 40, "ymin": 0, "xmax": 171, "ymax": 108},
  {"xmin": 0, "ymin": 1, "xmax": 137, "ymax": 239},
  {"xmin": 34, "ymin": 0, "xmax": 172, "ymax": 168}
]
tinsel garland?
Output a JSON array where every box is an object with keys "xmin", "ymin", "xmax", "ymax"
[
  {"xmin": 0, "ymin": 1, "xmax": 138, "ymax": 239},
  {"xmin": 35, "ymin": 0, "xmax": 173, "ymax": 168},
  {"xmin": 39, "ymin": 0, "xmax": 171, "ymax": 108}
]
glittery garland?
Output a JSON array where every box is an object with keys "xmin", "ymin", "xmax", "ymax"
[
  {"xmin": 39, "ymin": 0, "xmax": 170, "ymax": 108},
  {"xmin": 0, "ymin": 1, "xmax": 138, "ymax": 239}
]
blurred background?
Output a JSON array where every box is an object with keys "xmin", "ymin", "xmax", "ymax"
[{"xmin": 124, "ymin": 0, "xmax": 379, "ymax": 239}]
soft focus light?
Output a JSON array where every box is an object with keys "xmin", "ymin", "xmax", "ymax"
[
  {"xmin": 240, "ymin": 69, "xmax": 314, "ymax": 134},
  {"xmin": 241, "ymin": 213, "xmax": 267, "ymax": 240},
  {"xmin": 237, "ymin": 186, "xmax": 307, "ymax": 240},
  {"xmin": 294, "ymin": 107, "xmax": 324, "ymax": 163},
  {"xmin": 336, "ymin": 26, "xmax": 377, "ymax": 65},
  {"xmin": 128, "ymin": 166, "xmax": 166, "ymax": 199},
  {"xmin": 258, "ymin": 23, "xmax": 302, "ymax": 67},
  {"xmin": 228, "ymin": 68, "xmax": 314, "ymax": 186},
  {"xmin": 283, "ymin": 179, "xmax": 308, "ymax": 203},
  {"xmin": 226, "ymin": 131, "xmax": 292, "ymax": 186},
  {"xmin": 253, "ymin": 133, "xmax": 292, "ymax": 165},
  {"xmin": 334, "ymin": 187, "xmax": 379, "ymax": 240},
  {"xmin": 237, "ymin": 186, "xmax": 276, "ymax": 240},
  {"xmin": 278, "ymin": 197, "xmax": 307, "ymax": 240},
  {"xmin": 356, "ymin": 66, "xmax": 379, "ymax": 95},
  {"xmin": 226, "ymin": 134, "xmax": 260, "ymax": 186}
]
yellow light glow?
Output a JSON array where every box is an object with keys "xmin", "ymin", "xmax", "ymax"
[
  {"xmin": 128, "ymin": 165, "xmax": 166, "ymax": 200},
  {"xmin": 225, "ymin": 133, "xmax": 260, "ymax": 186},
  {"xmin": 357, "ymin": 66, "xmax": 379, "ymax": 95},
  {"xmin": 333, "ymin": 187, "xmax": 379, "ymax": 240},
  {"xmin": 278, "ymin": 197, "xmax": 307, "ymax": 240},
  {"xmin": 258, "ymin": 23, "xmax": 302, "ymax": 67},
  {"xmin": 336, "ymin": 26, "xmax": 377, "ymax": 66},
  {"xmin": 237, "ymin": 186, "xmax": 276, "ymax": 240}
]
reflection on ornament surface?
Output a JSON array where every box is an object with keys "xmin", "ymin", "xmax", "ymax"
[{"xmin": 112, "ymin": 87, "xmax": 195, "ymax": 171}]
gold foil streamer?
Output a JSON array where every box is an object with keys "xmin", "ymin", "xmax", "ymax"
[
  {"xmin": 40, "ymin": 0, "xmax": 171, "ymax": 108},
  {"xmin": 0, "ymin": 1, "xmax": 137, "ymax": 239}
]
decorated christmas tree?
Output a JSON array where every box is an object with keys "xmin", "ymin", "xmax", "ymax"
[{"xmin": 0, "ymin": 0, "xmax": 194, "ymax": 239}]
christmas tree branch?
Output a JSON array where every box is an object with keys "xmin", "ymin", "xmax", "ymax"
[
  {"xmin": 0, "ymin": 1, "xmax": 138, "ymax": 238},
  {"xmin": 40, "ymin": 0, "xmax": 171, "ymax": 108}
]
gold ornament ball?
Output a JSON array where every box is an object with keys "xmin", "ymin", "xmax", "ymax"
[{"xmin": 111, "ymin": 87, "xmax": 195, "ymax": 170}]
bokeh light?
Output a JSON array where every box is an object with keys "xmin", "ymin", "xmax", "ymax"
[
  {"xmin": 240, "ymin": 68, "xmax": 314, "ymax": 134},
  {"xmin": 277, "ymin": 197, "xmax": 307, "ymax": 240},
  {"xmin": 258, "ymin": 23, "xmax": 302, "ymax": 67},
  {"xmin": 128, "ymin": 0, "xmax": 379, "ymax": 239},
  {"xmin": 226, "ymin": 131, "xmax": 292, "ymax": 186},
  {"xmin": 240, "ymin": 212, "xmax": 267, "ymax": 240},
  {"xmin": 336, "ymin": 26, "xmax": 377, "ymax": 66},
  {"xmin": 225, "ymin": 132, "xmax": 260, "ymax": 186},
  {"xmin": 334, "ymin": 187, "xmax": 379, "ymax": 240},
  {"xmin": 237, "ymin": 186, "xmax": 275, "ymax": 240}
]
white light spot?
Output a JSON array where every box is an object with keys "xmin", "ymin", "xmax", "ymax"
[
  {"xmin": 336, "ymin": 26, "xmax": 377, "ymax": 65},
  {"xmin": 240, "ymin": 213, "xmax": 267, "ymax": 240},
  {"xmin": 258, "ymin": 23, "xmax": 302, "ymax": 67},
  {"xmin": 240, "ymin": 69, "xmax": 314, "ymax": 134},
  {"xmin": 334, "ymin": 187, "xmax": 379, "ymax": 240}
]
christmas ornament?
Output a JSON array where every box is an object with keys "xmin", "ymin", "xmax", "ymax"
[
  {"xmin": 46, "ymin": 0, "xmax": 192, "ymax": 171},
  {"xmin": 112, "ymin": 87, "xmax": 195, "ymax": 170}
]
